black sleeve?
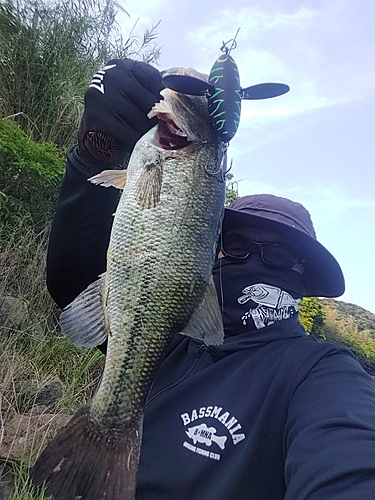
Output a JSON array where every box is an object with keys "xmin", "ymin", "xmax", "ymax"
[
  {"xmin": 284, "ymin": 346, "xmax": 375, "ymax": 499},
  {"xmin": 46, "ymin": 146, "xmax": 120, "ymax": 310}
]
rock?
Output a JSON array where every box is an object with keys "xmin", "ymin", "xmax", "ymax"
[
  {"xmin": 14, "ymin": 379, "xmax": 63, "ymax": 414},
  {"xmin": 0, "ymin": 297, "xmax": 28, "ymax": 328},
  {"xmin": 0, "ymin": 412, "xmax": 70, "ymax": 463},
  {"xmin": 0, "ymin": 460, "xmax": 14, "ymax": 500},
  {"xmin": 35, "ymin": 381, "xmax": 63, "ymax": 411}
]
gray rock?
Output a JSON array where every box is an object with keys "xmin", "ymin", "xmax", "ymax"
[
  {"xmin": 0, "ymin": 297, "xmax": 28, "ymax": 328},
  {"xmin": 0, "ymin": 460, "xmax": 14, "ymax": 500},
  {"xmin": 35, "ymin": 381, "xmax": 63, "ymax": 411}
]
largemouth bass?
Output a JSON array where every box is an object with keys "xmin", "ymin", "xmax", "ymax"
[{"xmin": 31, "ymin": 67, "xmax": 226, "ymax": 500}]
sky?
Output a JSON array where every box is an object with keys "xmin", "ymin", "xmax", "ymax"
[{"xmin": 119, "ymin": 0, "xmax": 375, "ymax": 314}]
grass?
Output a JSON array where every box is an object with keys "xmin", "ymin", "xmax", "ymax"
[
  {"xmin": 0, "ymin": 0, "xmax": 161, "ymax": 149},
  {"xmin": 7, "ymin": 461, "xmax": 48, "ymax": 500},
  {"xmin": 0, "ymin": 221, "xmax": 105, "ymax": 498}
]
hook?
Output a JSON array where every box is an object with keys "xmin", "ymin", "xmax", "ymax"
[{"xmin": 220, "ymin": 28, "xmax": 241, "ymax": 55}]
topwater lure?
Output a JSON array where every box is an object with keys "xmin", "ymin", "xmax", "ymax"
[{"xmin": 162, "ymin": 29, "xmax": 290, "ymax": 144}]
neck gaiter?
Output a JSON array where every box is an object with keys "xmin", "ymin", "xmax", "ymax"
[{"xmin": 212, "ymin": 254, "xmax": 307, "ymax": 337}]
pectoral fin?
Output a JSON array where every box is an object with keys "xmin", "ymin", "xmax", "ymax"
[
  {"xmin": 88, "ymin": 170, "xmax": 127, "ymax": 189},
  {"xmin": 181, "ymin": 277, "xmax": 224, "ymax": 346},
  {"xmin": 59, "ymin": 274, "xmax": 109, "ymax": 348}
]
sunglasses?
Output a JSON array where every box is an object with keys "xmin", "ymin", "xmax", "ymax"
[{"xmin": 221, "ymin": 234, "xmax": 304, "ymax": 268}]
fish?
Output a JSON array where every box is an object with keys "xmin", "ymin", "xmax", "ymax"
[
  {"xmin": 185, "ymin": 423, "xmax": 227, "ymax": 450},
  {"xmin": 30, "ymin": 67, "xmax": 226, "ymax": 500}
]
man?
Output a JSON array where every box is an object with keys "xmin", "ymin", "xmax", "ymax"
[{"xmin": 46, "ymin": 59, "xmax": 375, "ymax": 499}]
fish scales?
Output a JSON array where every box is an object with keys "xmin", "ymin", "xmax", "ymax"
[
  {"xmin": 30, "ymin": 68, "xmax": 226, "ymax": 500},
  {"xmin": 94, "ymin": 132, "xmax": 222, "ymax": 420}
]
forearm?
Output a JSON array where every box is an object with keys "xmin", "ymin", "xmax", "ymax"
[
  {"xmin": 285, "ymin": 348, "xmax": 375, "ymax": 499},
  {"xmin": 46, "ymin": 146, "xmax": 120, "ymax": 309}
]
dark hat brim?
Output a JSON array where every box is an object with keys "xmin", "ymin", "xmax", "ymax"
[{"xmin": 222, "ymin": 207, "xmax": 345, "ymax": 298}]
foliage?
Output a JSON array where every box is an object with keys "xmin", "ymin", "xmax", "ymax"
[
  {"xmin": 299, "ymin": 297, "xmax": 325, "ymax": 338},
  {"xmin": 225, "ymin": 172, "xmax": 239, "ymax": 206},
  {"xmin": 298, "ymin": 297, "xmax": 375, "ymax": 374},
  {"xmin": 319, "ymin": 300, "xmax": 375, "ymax": 375},
  {"xmin": 0, "ymin": 119, "xmax": 64, "ymax": 235},
  {"xmin": 7, "ymin": 460, "xmax": 48, "ymax": 499},
  {"xmin": 0, "ymin": 221, "xmax": 56, "ymax": 327},
  {"xmin": 0, "ymin": 223, "xmax": 97, "ymax": 395},
  {"xmin": 0, "ymin": 219, "xmax": 103, "ymax": 499},
  {"xmin": 321, "ymin": 298, "xmax": 375, "ymax": 338},
  {"xmin": 0, "ymin": 0, "xmax": 161, "ymax": 149},
  {"xmin": 0, "ymin": 221, "xmax": 104, "ymax": 499}
]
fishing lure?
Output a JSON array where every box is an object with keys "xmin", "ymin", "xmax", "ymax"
[{"xmin": 162, "ymin": 30, "xmax": 289, "ymax": 144}]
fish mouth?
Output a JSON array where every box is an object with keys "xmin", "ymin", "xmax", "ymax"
[{"xmin": 154, "ymin": 113, "xmax": 191, "ymax": 150}]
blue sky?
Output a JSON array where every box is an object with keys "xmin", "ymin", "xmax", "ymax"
[{"xmin": 121, "ymin": 0, "xmax": 375, "ymax": 314}]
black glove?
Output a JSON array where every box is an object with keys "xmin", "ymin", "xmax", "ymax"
[{"xmin": 78, "ymin": 59, "xmax": 163, "ymax": 168}]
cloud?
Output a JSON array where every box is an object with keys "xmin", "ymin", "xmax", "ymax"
[
  {"xmin": 119, "ymin": 0, "xmax": 375, "ymax": 118},
  {"xmin": 233, "ymin": 182, "xmax": 375, "ymax": 243},
  {"xmin": 178, "ymin": 1, "xmax": 375, "ymax": 124},
  {"xmin": 233, "ymin": 179, "xmax": 375, "ymax": 309}
]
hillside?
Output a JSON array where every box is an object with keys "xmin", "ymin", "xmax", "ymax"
[
  {"xmin": 321, "ymin": 299, "xmax": 375, "ymax": 337},
  {"xmin": 317, "ymin": 298, "xmax": 375, "ymax": 375}
]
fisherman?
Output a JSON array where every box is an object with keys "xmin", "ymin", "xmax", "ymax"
[{"xmin": 46, "ymin": 59, "xmax": 375, "ymax": 499}]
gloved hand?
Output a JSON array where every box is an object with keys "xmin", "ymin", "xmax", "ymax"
[{"xmin": 78, "ymin": 58, "xmax": 163, "ymax": 168}]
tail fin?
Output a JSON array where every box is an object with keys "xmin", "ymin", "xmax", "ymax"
[{"xmin": 30, "ymin": 405, "xmax": 141, "ymax": 500}]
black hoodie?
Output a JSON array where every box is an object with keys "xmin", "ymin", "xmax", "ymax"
[
  {"xmin": 136, "ymin": 315, "xmax": 375, "ymax": 499},
  {"xmin": 48, "ymin": 148, "xmax": 375, "ymax": 499}
]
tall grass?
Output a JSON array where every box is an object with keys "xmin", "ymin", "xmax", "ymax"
[
  {"xmin": 0, "ymin": 222, "xmax": 105, "ymax": 498},
  {"xmin": 0, "ymin": 0, "xmax": 161, "ymax": 149}
]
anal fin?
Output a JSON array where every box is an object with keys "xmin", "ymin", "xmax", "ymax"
[{"xmin": 59, "ymin": 274, "xmax": 108, "ymax": 348}]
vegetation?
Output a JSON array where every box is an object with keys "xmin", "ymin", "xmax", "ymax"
[
  {"xmin": 0, "ymin": 118, "xmax": 65, "ymax": 236},
  {"xmin": 0, "ymin": 0, "xmax": 160, "ymax": 149},
  {"xmin": 299, "ymin": 297, "xmax": 375, "ymax": 374},
  {"xmin": 0, "ymin": 223, "xmax": 105, "ymax": 499},
  {"xmin": 318, "ymin": 299, "xmax": 375, "ymax": 375},
  {"xmin": 3, "ymin": 460, "xmax": 48, "ymax": 500},
  {"xmin": 1, "ymin": 0, "xmax": 375, "ymax": 495},
  {"xmin": 225, "ymin": 171, "xmax": 239, "ymax": 206},
  {"xmin": 0, "ymin": 1, "xmax": 161, "ymax": 495},
  {"xmin": 322, "ymin": 298, "xmax": 375, "ymax": 338},
  {"xmin": 299, "ymin": 297, "xmax": 326, "ymax": 338}
]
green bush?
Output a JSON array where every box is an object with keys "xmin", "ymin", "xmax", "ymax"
[
  {"xmin": 299, "ymin": 297, "xmax": 326, "ymax": 338},
  {"xmin": 0, "ymin": 118, "xmax": 64, "ymax": 236},
  {"xmin": 321, "ymin": 304, "xmax": 375, "ymax": 375},
  {"xmin": 299, "ymin": 298, "xmax": 375, "ymax": 374}
]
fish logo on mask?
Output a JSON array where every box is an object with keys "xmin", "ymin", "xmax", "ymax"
[{"xmin": 238, "ymin": 283, "xmax": 300, "ymax": 329}]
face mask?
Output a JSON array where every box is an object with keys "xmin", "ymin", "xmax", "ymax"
[{"xmin": 212, "ymin": 254, "xmax": 306, "ymax": 337}]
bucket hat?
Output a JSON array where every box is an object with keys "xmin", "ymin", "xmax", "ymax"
[{"xmin": 222, "ymin": 194, "xmax": 345, "ymax": 298}]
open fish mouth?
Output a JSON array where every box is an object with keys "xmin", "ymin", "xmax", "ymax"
[
  {"xmin": 148, "ymin": 87, "xmax": 200, "ymax": 150},
  {"xmin": 154, "ymin": 112, "xmax": 191, "ymax": 150}
]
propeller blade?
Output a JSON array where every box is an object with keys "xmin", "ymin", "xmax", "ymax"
[
  {"xmin": 241, "ymin": 83, "xmax": 290, "ymax": 100},
  {"xmin": 162, "ymin": 74, "xmax": 214, "ymax": 96}
]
